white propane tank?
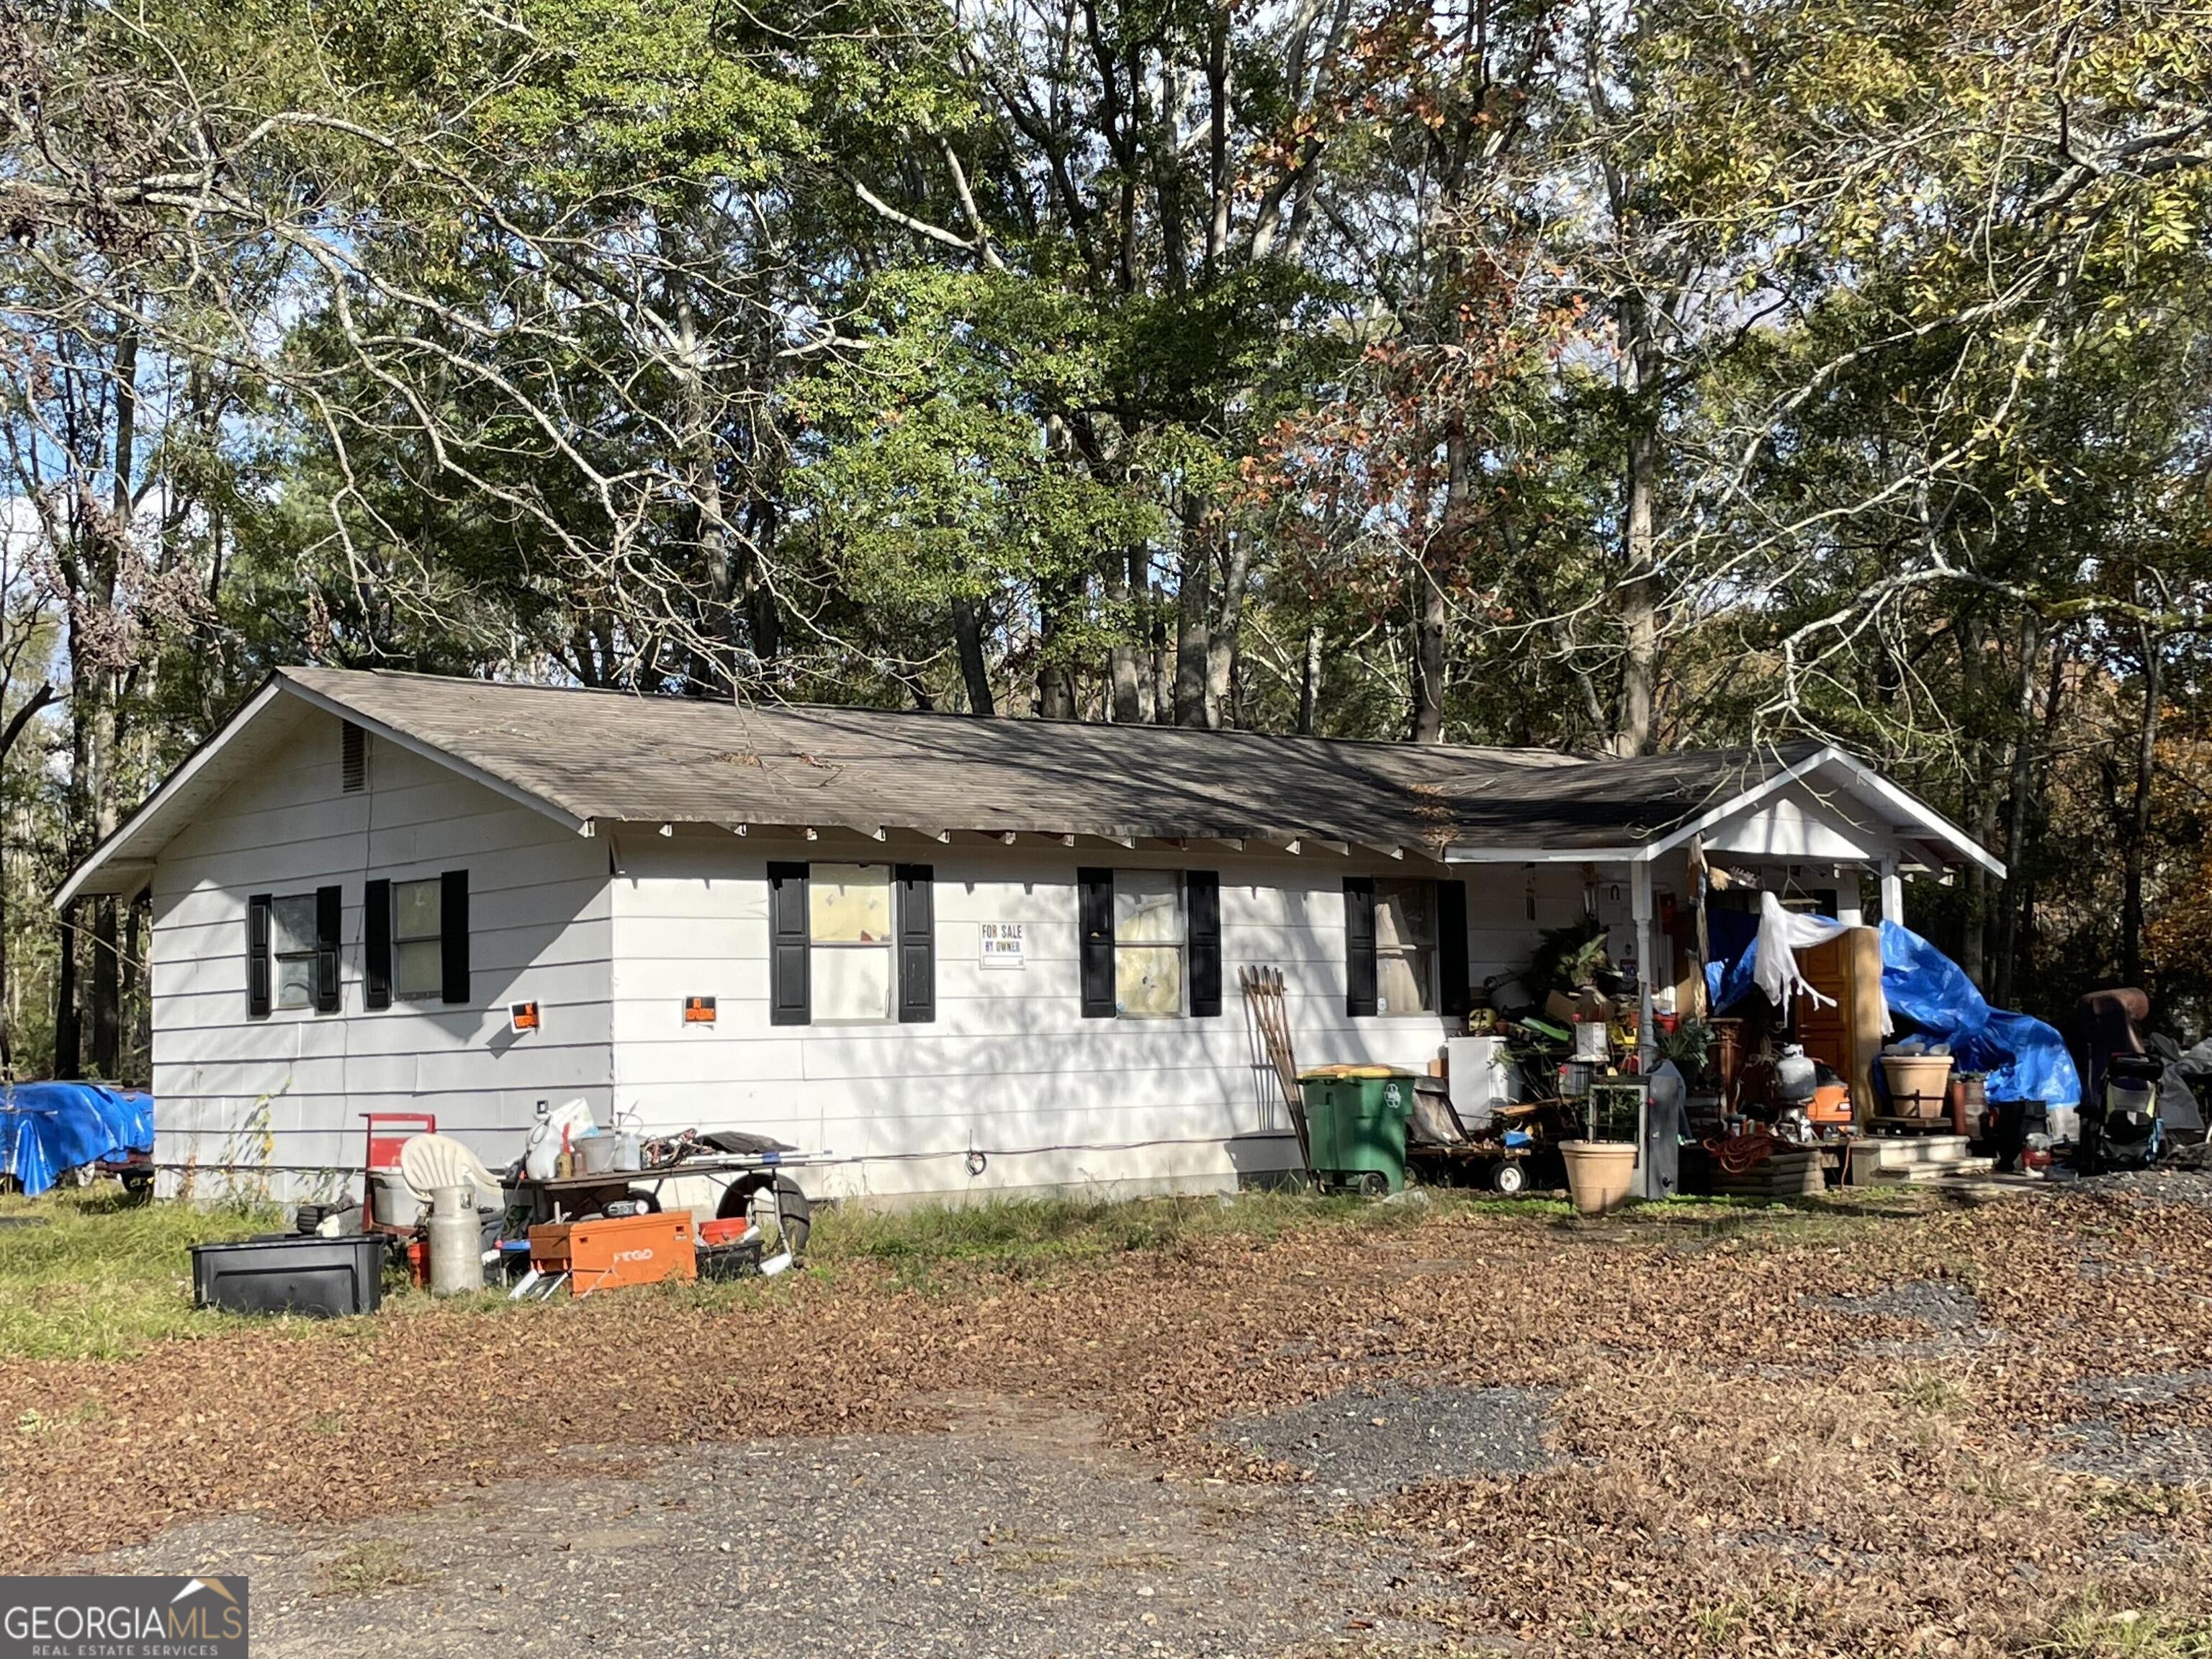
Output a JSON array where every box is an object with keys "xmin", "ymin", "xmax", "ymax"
[{"xmin": 427, "ymin": 1184, "xmax": 482, "ymax": 1296}]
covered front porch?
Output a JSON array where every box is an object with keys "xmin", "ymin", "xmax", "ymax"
[{"xmin": 1440, "ymin": 745, "xmax": 2006, "ymax": 1121}]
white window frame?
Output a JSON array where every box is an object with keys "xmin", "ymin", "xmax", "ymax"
[
  {"xmin": 392, "ymin": 877, "xmax": 444, "ymax": 1004},
  {"xmin": 269, "ymin": 893, "xmax": 318, "ymax": 1012},
  {"xmin": 808, "ymin": 862, "xmax": 896, "ymax": 1025},
  {"xmin": 1373, "ymin": 878, "xmax": 1437, "ymax": 1017},
  {"xmin": 1112, "ymin": 869, "xmax": 1186, "ymax": 1020}
]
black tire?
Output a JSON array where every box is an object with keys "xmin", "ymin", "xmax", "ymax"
[
  {"xmin": 1357, "ymin": 1171, "xmax": 1390, "ymax": 1198},
  {"xmin": 716, "ymin": 1174, "xmax": 811, "ymax": 1262},
  {"xmin": 624, "ymin": 1187, "xmax": 662, "ymax": 1214},
  {"xmin": 1491, "ymin": 1161, "xmax": 1529, "ymax": 1197}
]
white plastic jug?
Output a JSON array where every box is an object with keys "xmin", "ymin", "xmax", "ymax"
[{"xmin": 523, "ymin": 1098, "xmax": 598, "ymax": 1180}]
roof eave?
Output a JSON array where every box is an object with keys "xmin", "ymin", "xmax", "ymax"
[
  {"xmin": 55, "ymin": 673, "xmax": 594, "ymax": 912},
  {"xmin": 55, "ymin": 678, "xmax": 289, "ymax": 909}
]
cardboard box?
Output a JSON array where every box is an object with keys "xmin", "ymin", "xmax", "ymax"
[{"xmin": 529, "ymin": 1211, "xmax": 697, "ymax": 1296}]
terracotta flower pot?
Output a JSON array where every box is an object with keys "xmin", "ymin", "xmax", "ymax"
[
  {"xmin": 1881, "ymin": 1053, "xmax": 1956, "ymax": 1120},
  {"xmin": 1560, "ymin": 1140, "xmax": 1638, "ymax": 1217}
]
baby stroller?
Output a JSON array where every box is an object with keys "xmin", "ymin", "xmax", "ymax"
[
  {"xmin": 2071, "ymin": 989, "xmax": 2166, "ymax": 1175},
  {"xmin": 2081, "ymin": 1052, "xmax": 2164, "ymax": 1174}
]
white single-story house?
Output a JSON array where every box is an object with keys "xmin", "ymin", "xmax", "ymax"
[{"xmin": 58, "ymin": 669, "xmax": 2003, "ymax": 1207}]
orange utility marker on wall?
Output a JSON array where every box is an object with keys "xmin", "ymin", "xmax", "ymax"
[{"xmin": 526, "ymin": 1211, "xmax": 696, "ymax": 1297}]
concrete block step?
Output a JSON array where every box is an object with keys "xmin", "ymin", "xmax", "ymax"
[
  {"xmin": 1860, "ymin": 1136, "xmax": 1976, "ymax": 1169},
  {"xmin": 1868, "ymin": 1156, "xmax": 1997, "ymax": 1184}
]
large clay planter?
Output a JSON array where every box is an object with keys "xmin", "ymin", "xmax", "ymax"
[
  {"xmin": 1560, "ymin": 1140, "xmax": 1638, "ymax": 1217},
  {"xmin": 1880, "ymin": 1053, "xmax": 1956, "ymax": 1120}
]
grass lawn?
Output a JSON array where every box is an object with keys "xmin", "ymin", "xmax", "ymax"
[
  {"xmin": 806, "ymin": 1186, "xmax": 1568, "ymax": 1286},
  {"xmin": 0, "ymin": 1184, "xmax": 272, "ymax": 1360},
  {"xmin": 0, "ymin": 1175, "xmax": 1902, "ymax": 1364}
]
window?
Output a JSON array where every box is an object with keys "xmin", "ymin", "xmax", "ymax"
[
  {"xmin": 363, "ymin": 871, "xmax": 467, "ymax": 1010},
  {"xmin": 1079, "ymin": 868, "xmax": 1220, "ymax": 1020},
  {"xmin": 1113, "ymin": 871, "xmax": 1184, "ymax": 1017},
  {"xmin": 270, "ymin": 894, "xmax": 318, "ymax": 1010},
  {"xmin": 1373, "ymin": 878, "xmax": 1436, "ymax": 1015},
  {"xmin": 809, "ymin": 863, "xmax": 894, "ymax": 1022},
  {"xmin": 394, "ymin": 878, "xmax": 444, "ymax": 1001},
  {"xmin": 248, "ymin": 886, "xmax": 338, "ymax": 1017},
  {"xmin": 769, "ymin": 863, "xmax": 935, "ymax": 1026}
]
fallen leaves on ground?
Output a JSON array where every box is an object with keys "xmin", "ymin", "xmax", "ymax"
[{"xmin": 1, "ymin": 1188, "xmax": 2208, "ymax": 1657}]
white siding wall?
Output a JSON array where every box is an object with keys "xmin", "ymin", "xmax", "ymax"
[
  {"xmin": 607, "ymin": 831, "xmax": 1577, "ymax": 1205},
  {"xmin": 148, "ymin": 711, "xmax": 612, "ymax": 1202}
]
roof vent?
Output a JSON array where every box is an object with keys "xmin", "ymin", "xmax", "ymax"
[{"xmin": 340, "ymin": 721, "xmax": 367, "ymax": 793}]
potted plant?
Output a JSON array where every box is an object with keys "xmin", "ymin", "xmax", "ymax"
[
  {"xmin": 1561, "ymin": 1078, "xmax": 1641, "ymax": 1217},
  {"xmin": 1655, "ymin": 1018, "xmax": 1715, "ymax": 1084}
]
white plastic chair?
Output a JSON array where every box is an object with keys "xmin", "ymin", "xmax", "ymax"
[{"xmin": 397, "ymin": 1133, "xmax": 505, "ymax": 1206}]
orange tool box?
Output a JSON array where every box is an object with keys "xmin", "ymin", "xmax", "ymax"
[{"xmin": 528, "ymin": 1211, "xmax": 697, "ymax": 1297}]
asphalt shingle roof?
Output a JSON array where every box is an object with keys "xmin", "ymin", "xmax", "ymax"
[{"xmin": 282, "ymin": 668, "xmax": 1820, "ymax": 852}]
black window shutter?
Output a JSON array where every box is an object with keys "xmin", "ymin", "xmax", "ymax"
[
  {"xmin": 314, "ymin": 884, "xmax": 343, "ymax": 1013},
  {"xmin": 1344, "ymin": 876, "xmax": 1378, "ymax": 1017},
  {"xmin": 1187, "ymin": 871, "xmax": 1222, "ymax": 1017},
  {"xmin": 1078, "ymin": 867, "xmax": 1115, "ymax": 1019},
  {"xmin": 246, "ymin": 893, "xmax": 272, "ymax": 1018},
  {"xmin": 769, "ymin": 861, "xmax": 811, "ymax": 1026},
  {"xmin": 1437, "ymin": 878, "xmax": 1471, "ymax": 1018},
  {"xmin": 439, "ymin": 869, "xmax": 470, "ymax": 1005},
  {"xmin": 896, "ymin": 864, "xmax": 935, "ymax": 1023},
  {"xmin": 363, "ymin": 878, "xmax": 392, "ymax": 1010}
]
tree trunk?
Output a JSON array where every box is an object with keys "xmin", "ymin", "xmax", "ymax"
[
  {"xmin": 953, "ymin": 598, "xmax": 996, "ymax": 716},
  {"xmin": 54, "ymin": 907, "xmax": 81, "ymax": 1080},
  {"xmin": 1412, "ymin": 424, "xmax": 1464, "ymax": 745},
  {"xmin": 1955, "ymin": 608, "xmax": 1992, "ymax": 989},
  {"xmin": 1148, "ymin": 608, "xmax": 1172, "ymax": 723},
  {"xmin": 673, "ymin": 288, "xmax": 739, "ymax": 693},
  {"xmin": 1611, "ymin": 303, "xmax": 1661, "ymax": 757},
  {"xmin": 1299, "ymin": 621, "xmax": 1322, "ymax": 735},
  {"xmin": 0, "ymin": 821, "xmax": 9, "ymax": 1078},
  {"xmin": 1411, "ymin": 567, "xmax": 1446, "ymax": 743},
  {"xmin": 1612, "ymin": 421, "xmax": 1660, "ymax": 755},
  {"xmin": 1172, "ymin": 518, "xmax": 1213, "ymax": 727},
  {"xmin": 0, "ymin": 683, "xmax": 54, "ymax": 1074},
  {"xmin": 1108, "ymin": 546, "xmax": 1143, "ymax": 722},
  {"xmin": 79, "ymin": 317, "xmax": 136, "ymax": 1073},
  {"xmin": 1992, "ymin": 614, "xmax": 2041, "ymax": 1007},
  {"xmin": 1036, "ymin": 585, "xmax": 1079, "ymax": 719},
  {"xmin": 742, "ymin": 495, "xmax": 781, "ymax": 669},
  {"xmin": 91, "ymin": 898, "xmax": 120, "ymax": 1077},
  {"xmin": 124, "ymin": 894, "xmax": 148, "ymax": 1084},
  {"xmin": 1205, "ymin": 531, "xmax": 1250, "ymax": 727},
  {"xmin": 2121, "ymin": 626, "xmax": 2162, "ymax": 987}
]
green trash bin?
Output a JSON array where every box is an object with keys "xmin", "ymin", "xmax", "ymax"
[{"xmin": 1297, "ymin": 1066, "xmax": 1416, "ymax": 1195}]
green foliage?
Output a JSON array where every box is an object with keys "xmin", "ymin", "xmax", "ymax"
[
  {"xmin": 0, "ymin": 1187, "xmax": 274, "ymax": 1361},
  {"xmin": 4, "ymin": 0, "xmax": 2212, "ymax": 1056}
]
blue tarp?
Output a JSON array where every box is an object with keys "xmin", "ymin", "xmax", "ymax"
[
  {"xmin": 0, "ymin": 1082, "xmax": 155, "ymax": 1197},
  {"xmin": 1705, "ymin": 921, "xmax": 2080, "ymax": 1106}
]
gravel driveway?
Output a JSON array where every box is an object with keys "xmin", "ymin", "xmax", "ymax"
[{"xmin": 69, "ymin": 1396, "xmax": 1451, "ymax": 1658}]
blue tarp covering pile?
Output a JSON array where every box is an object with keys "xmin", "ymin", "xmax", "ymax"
[
  {"xmin": 1707, "ymin": 920, "xmax": 2080, "ymax": 1106},
  {"xmin": 0, "ymin": 1082, "xmax": 155, "ymax": 1197}
]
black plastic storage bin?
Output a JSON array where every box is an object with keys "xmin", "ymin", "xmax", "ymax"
[{"xmin": 190, "ymin": 1233, "xmax": 387, "ymax": 1318}]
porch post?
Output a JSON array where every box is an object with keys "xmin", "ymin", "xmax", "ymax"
[
  {"xmin": 1631, "ymin": 860, "xmax": 1655, "ymax": 1069},
  {"xmin": 1877, "ymin": 856, "xmax": 1904, "ymax": 926},
  {"xmin": 1834, "ymin": 863, "xmax": 1863, "ymax": 928}
]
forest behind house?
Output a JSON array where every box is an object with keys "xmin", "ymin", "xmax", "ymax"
[{"xmin": 3, "ymin": 0, "xmax": 2210, "ymax": 1082}]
